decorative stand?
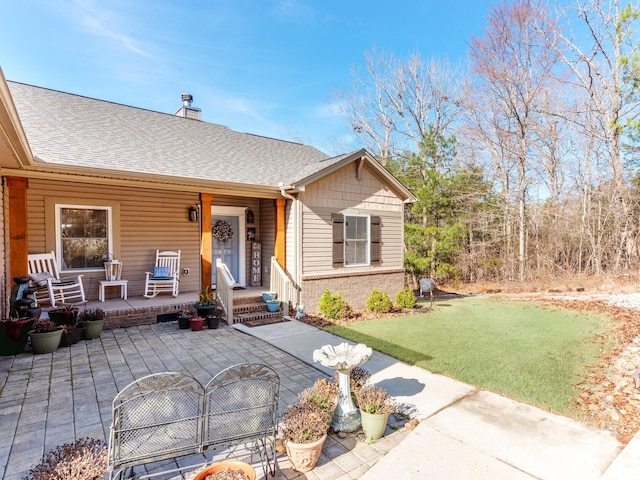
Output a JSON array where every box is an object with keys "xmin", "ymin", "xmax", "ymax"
[{"xmin": 313, "ymin": 342, "xmax": 372, "ymax": 432}]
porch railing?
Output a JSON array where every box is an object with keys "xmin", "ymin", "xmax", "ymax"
[
  {"xmin": 270, "ymin": 257, "xmax": 299, "ymax": 312},
  {"xmin": 216, "ymin": 259, "xmax": 236, "ymax": 324}
]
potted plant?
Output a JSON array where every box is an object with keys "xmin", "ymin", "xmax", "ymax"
[
  {"xmin": 48, "ymin": 303, "xmax": 78, "ymax": 326},
  {"xmin": 194, "ymin": 286, "xmax": 219, "ymax": 317},
  {"xmin": 177, "ymin": 310, "xmax": 194, "ymax": 329},
  {"xmin": 193, "ymin": 460, "xmax": 256, "ymax": 480},
  {"xmin": 188, "ymin": 316, "xmax": 205, "ymax": 331},
  {"xmin": 281, "ymin": 378, "xmax": 338, "ymax": 472},
  {"xmin": 206, "ymin": 315, "xmax": 221, "ymax": 329},
  {"xmin": 77, "ymin": 308, "xmax": 105, "ymax": 339},
  {"xmin": 355, "ymin": 384, "xmax": 395, "ymax": 443},
  {"xmin": 28, "ymin": 319, "xmax": 63, "ymax": 354},
  {"xmin": 262, "ymin": 291, "xmax": 276, "ymax": 302},
  {"xmin": 59, "ymin": 323, "xmax": 85, "ymax": 347},
  {"xmin": 265, "ymin": 300, "xmax": 281, "ymax": 313},
  {"xmin": 0, "ymin": 317, "xmax": 35, "ymax": 355}
]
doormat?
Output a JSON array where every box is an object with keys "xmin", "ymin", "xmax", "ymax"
[
  {"xmin": 233, "ymin": 286, "xmax": 244, "ymax": 290},
  {"xmin": 244, "ymin": 317, "xmax": 290, "ymax": 328}
]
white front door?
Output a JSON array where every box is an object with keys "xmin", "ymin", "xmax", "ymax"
[{"xmin": 211, "ymin": 206, "xmax": 246, "ymax": 286}]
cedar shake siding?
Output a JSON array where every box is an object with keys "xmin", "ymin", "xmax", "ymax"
[{"xmin": 298, "ymin": 162, "xmax": 406, "ymax": 313}]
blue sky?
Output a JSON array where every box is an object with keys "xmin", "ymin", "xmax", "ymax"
[{"xmin": 2, "ymin": 0, "xmax": 497, "ymax": 154}]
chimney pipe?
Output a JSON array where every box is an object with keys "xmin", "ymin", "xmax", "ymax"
[
  {"xmin": 175, "ymin": 93, "xmax": 201, "ymax": 120},
  {"xmin": 181, "ymin": 93, "xmax": 193, "ymax": 107}
]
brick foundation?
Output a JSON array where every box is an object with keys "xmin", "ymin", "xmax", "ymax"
[
  {"xmin": 103, "ymin": 302, "xmax": 194, "ymax": 330},
  {"xmin": 301, "ymin": 269, "xmax": 405, "ymax": 314}
]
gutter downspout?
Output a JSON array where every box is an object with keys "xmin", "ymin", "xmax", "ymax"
[{"xmin": 279, "ymin": 185, "xmax": 301, "ymax": 306}]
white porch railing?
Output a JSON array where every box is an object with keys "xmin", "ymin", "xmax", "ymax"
[
  {"xmin": 270, "ymin": 256, "xmax": 299, "ymax": 312},
  {"xmin": 216, "ymin": 259, "xmax": 236, "ymax": 324}
]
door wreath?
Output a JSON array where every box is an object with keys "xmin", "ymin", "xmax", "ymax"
[{"xmin": 212, "ymin": 220, "xmax": 234, "ymax": 242}]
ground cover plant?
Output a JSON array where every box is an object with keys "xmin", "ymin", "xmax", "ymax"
[{"xmin": 323, "ymin": 297, "xmax": 609, "ymax": 417}]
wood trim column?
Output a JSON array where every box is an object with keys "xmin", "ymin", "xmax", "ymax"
[
  {"xmin": 200, "ymin": 193, "xmax": 212, "ymax": 289},
  {"xmin": 274, "ymin": 198, "xmax": 286, "ymax": 268},
  {"xmin": 6, "ymin": 176, "xmax": 28, "ymax": 281}
]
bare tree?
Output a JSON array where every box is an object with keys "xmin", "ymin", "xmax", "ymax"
[
  {"xmin": 468, "ymin": 0, "xmax": 561, "ymax": 281},
  {"xmin": 335, "ymin": 48, "xmax": 470, "ymax": 164}
]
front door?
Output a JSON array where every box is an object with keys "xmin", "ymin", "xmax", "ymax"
[{"xmin": 211, "ymin": 207, "xmax": 246, "ymax": 286}]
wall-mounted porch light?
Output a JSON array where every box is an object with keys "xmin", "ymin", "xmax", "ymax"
[{"xmin": 189, "ymin": 205, "xmax": 199, "ymax": 223}]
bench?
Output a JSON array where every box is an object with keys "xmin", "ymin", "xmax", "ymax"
[{"xmin": 107, "ymin": 363, "xmax": 280, "ymax": 479}]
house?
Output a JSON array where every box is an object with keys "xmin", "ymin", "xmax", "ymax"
[{"xmin": 0, "ymin": 68, "xmax": 415, "ymax": 321}]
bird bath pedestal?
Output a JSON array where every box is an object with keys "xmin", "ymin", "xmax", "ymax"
[{"xmin": 313, "ymin": 342, "xmax": 372, "ymax": 432}]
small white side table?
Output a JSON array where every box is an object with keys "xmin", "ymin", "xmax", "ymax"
[{"xmin": 99, "ymin": 280, "xmax": 128, "ymax": 302}]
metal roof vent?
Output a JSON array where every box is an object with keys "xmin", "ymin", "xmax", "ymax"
[{"xmin": 175, "ymin": 93, "xmax": 201, "ymax": 120}]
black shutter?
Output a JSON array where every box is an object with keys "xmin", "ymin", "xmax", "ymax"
[
  {"xmin": 370, "ymin": 216, "xmax": 381, "ymax": 265},
  {"xmin": 332, "ymin": 213, "xmax": 344, "ymax": 266}
]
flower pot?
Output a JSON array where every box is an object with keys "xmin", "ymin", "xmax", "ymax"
[
  {"xmin": 195, "ymin": 305, "xmax": 218, "ymax": 318},
  {"xmin": 360, "ymin": 410, "xmax": 390, "ymax": 443},
  {"xmin": 206, "ymin": 316, "xmax": 221, "ymax": 329},
  {"xmin": 0, "ymin": 319, "xmax": 34, "ymax": 355},
  {"xmin": 48, "ymin": 309, "xmax": 77, "ymax": 326},
  {"xmin": 265, "ymin": 300, "xmax": 280, "ymax": 313},
  {"xmin": 189, "ymin": 317, "xmax": 205, "ymax": 331},
  {"xmin": 193, "ymin": 460, "xmax": 256, "ymax": 480},
  {"xmin": 81, "ymin": 319, "xmax": 104, "ymax": 339},
  {"xmin": 285, "ymin": 433, "xmax": 327, "ymax": 472},
  {"xmin": 262, "ymin": 292, "xmax": 276, "ymax": 302},
  {"xmin": 177, "ymin": 316, "xmax": 191, "ymax": 329},
  {"xmin": 60, "ymin": 327, "xmax": 85, "ymax": 347},
  {"xmin": 28, "ymin": 328, "xmax": 63, "ymax": 354}
]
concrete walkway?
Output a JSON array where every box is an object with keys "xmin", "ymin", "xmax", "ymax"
[{"xmin": 235, "ymin": 319, "xmax": 640, "ymax": 480}]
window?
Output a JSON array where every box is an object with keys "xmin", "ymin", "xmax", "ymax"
[
  {"xmin": 332, "ymin": 214, "xmax": 381, "ymax": 267},
  {"xmin": 56, "ymin": 205, "xmax": 112, "ymax": 270},
  {"xmin": 344, "ymin": 215, "xmax": 369, "ymax": 265}
]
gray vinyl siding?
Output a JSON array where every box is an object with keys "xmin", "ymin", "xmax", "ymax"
[{"xmin": 27, "ymin": 179, "xmax": 201, "ymax": 300}]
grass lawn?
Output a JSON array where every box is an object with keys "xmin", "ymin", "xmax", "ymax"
[{"xmin": 324, "ymin": 297, "xmax": 610, "ymax": 416}]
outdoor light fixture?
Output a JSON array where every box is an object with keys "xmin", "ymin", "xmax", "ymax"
[{"xmin": 189, "ymin": 205, "xmax": 199, "ymax": 223}]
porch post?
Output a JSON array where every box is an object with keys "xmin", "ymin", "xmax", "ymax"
[
  {"xmin": 275, "ymin": 198, "xmax": 286, "ymax": 268},
  {"xmin": 200, "ymin": 193, "xmax": 212, "ymax": 289},
  {"xmin": 6, "ymin": 176, "xmax": 29, "ymax": 280}
]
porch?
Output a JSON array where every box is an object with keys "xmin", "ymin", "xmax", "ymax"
[{"xmin": 51, "ymin": 286, "xmax": 277, "ymax": 329}]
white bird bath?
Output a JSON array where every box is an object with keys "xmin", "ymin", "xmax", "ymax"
[{"xmin": 313, "ymin": 342, "xmax": 372, "ymax": 432}]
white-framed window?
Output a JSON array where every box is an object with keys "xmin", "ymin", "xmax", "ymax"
[
  {"xmin": 55, "ymin": 204, "xmax": 112, "ymax": 271},
  {"xmin": 344, "ymin": 214, "xmax": 370, "ymax": 266}
]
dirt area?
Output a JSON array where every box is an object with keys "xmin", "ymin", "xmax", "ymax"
[{"xmin": 299, "ymin": 276, "xmax": 640, "ymax": 444}]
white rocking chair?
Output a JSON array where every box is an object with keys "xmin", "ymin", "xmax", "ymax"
[
  {"xmin": 27, "ymin": 251, "xmax": 87, "ymax": 307},
  {"xmin": 143, "ymin": 250, "xmax": 181, "ymax": 298}
]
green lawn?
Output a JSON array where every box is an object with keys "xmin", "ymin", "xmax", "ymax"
[{"xmin": 325, "ymin": 297, "xmax": 610, "ymax": 416}]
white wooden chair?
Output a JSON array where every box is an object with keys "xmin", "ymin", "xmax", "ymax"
[
  {"xmin": 27, "ymin": 251, "xmax": 86, "ymax": 307},
  {"xmin": 143, "ymin": 250, "xmax": 181, "ymax": 298}
]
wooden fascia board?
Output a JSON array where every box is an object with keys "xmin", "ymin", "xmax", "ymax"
[
  {"xmin": 0, "ymin": 69, "xmax": 34, "ymax": 168},
  {"xmin": 1, "ymin": 166, "xmax": 283, "ymax": 198}
]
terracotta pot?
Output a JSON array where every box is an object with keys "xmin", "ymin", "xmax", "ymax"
[
  {"xmin": 193, "ymin": 460, "xmax": 256, "ymax": 480},
  {"xmin": 189, "ymin": 317, "xmax": 205, "ymax": 331},
  {"xmin": 285, "ymin": 433, "xmax": 327, "ymax": 472},
  {"xmin": 360, "ymin": 410, "xmax": 390, "ymax": 443}
]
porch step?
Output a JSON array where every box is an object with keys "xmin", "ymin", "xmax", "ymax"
[{"xmin": 232, "ymin": 301, "xmax": 283, "ymax": 324}]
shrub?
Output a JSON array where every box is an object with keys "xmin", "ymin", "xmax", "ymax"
[
  {"xmin": 366, "ymin": 290, "xmax": 392, "ymax": 313},
  {"xmin": 317, "ymin": 289, "xmax": 351, "ymax": 319},
  {"xmin": 395, "ymin": 287, "xmax": 417, "ymax": 309},
  {"xmin": 23, "ymin": 437, "xmax": 107, "ymax": 480}
]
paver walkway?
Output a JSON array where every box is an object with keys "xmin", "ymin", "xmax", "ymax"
[{"xmin": 0, "ymin": 322, "xmax": 407, "ymax": 480}]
